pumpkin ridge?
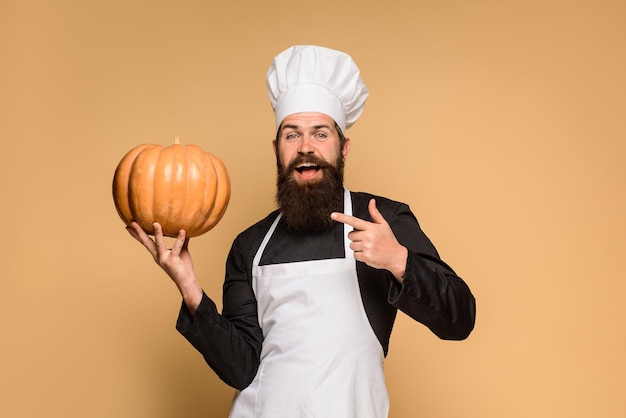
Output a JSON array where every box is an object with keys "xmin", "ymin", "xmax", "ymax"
[
  {"xmin": 199, "ymin": 152, "xmax": 220, "ymax": 232},
  {"xmin": 112, "ymin": 144, "xmax": 150, "ymax": 227},
  {"xmin": 202, "ymin": 152, "xmax": 230, "ymax": 232},
  {"xmin": 159, "ymin": 144, "xmax": 179, "ymax": 236},
  {"xmin": 175, "ymin": 144, "xmax": 189, "ymax": 236},
  {"xmin": 129, "ymin": 145, "xmax": 160, "ymax": 234},
  {"xmin": 182, "ymin": 144, "xmax": 201, "ymax": 236}
]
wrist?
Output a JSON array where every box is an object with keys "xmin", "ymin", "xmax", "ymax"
[
  {"xmin": 390, "ymin": 246, "xmax": 408, "ymax": 283},
  {"xmin": 178, "ymin": 280, "xmax": 203, "ymax": 313}
]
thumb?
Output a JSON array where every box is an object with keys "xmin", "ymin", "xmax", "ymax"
[{"xmin": 368, "ymin": 199, "xmax": 386, "ymax": 224}]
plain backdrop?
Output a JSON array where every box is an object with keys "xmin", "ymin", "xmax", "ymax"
[{"xmin": 1, "ymin": 0, "xmax": 625, "ymax": 417}]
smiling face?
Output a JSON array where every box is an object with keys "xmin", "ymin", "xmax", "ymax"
[
  {"xmin": 273, "ymin": 112, "xmax": 350, "ymax": 185},
  {"xmin": 273, "ymin": 112, "xmax": 350, "ymax": 231}
]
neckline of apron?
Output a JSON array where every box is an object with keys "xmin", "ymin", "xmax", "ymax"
[{"xmin": 252, "ymin": 188, "xmax": 353, "ymax": 267}]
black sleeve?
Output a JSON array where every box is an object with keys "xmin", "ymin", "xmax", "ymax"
[
  {"xmin": 176, "ymin": 236, "xmax": 263, "ymax": 390},
  {"xmin": 385, "ymin": 202, "xmax": 476, "ymax": 340}
]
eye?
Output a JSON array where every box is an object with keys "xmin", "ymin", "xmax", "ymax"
[
  {"xmin": 284, "ymin": 132, "xmax": 299, "ymax": 141},
  {"xmin": 314, "ymin": 132, "xmax": 328, "ymax": 141}
]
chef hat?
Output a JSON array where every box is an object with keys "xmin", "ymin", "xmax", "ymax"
[{"xmin": 266, "ymin": 45, "xmax": 369, "ymax": 133}]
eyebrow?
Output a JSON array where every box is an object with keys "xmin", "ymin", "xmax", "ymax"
[{"xmin": 281, "ymin": 124, "xmax": 333, "ymax": 131}]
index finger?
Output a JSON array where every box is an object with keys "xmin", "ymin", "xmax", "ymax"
[{"xmin": 331, "ymin": 211, "xmax": 370, "ymax": 230}]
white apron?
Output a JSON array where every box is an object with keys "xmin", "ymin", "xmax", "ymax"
[{"xmin": 229, "ymin": 189, "xmax": 389, "ymax": 418}]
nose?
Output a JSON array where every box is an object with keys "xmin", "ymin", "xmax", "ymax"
[{"xmin": 297, "ymin": 136, "xmax": 315, "ymax": 154}]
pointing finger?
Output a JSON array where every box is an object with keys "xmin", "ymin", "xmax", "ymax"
[{"xmin": 331, "ymin": 211, "xmax": 369, "ymax": 230}]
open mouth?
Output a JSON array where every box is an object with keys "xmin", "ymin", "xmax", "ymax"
[{"xmin": 295, "ymin": 162, "xmax": 322, "ymax": 179}]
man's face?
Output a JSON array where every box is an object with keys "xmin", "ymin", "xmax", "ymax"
[{"xmin": 273, "ymin": 112, "xmax": 350, "ymax": 184}]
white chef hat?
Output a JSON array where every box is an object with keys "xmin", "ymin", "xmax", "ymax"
[{"xmin": 266, "ymin": 45, "xmax": 369, "ymax": 133}]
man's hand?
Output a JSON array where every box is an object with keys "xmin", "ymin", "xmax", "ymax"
[
  {"xmin": 331, "ymin": 199, "xmax": 408, "ymax": 282},
  {"xmin": 126, "ymin": 222, "xmax": 203, "ymax": 313}
]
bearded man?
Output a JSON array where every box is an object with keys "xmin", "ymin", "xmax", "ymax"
[{"xmin": 127, "ymin": 45, "xmax": 476, "ymax": 418}]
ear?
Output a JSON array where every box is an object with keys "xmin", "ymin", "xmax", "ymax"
[
  {"xmin": 342, "ymin": 137, "xmax": 351, "ymax": 160},
  {"xmin": 272, "ymin": 139, "xmax": 278, "ymax": 156}
]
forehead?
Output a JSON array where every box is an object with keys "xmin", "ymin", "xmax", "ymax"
[{"xmin": 279, "ymin": 112, "xmax": 336, "ymax": 130}]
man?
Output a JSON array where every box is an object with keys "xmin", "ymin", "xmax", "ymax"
[{"xmin": 127, "ymin": 45, "xmax": 476, "ymax": 417}]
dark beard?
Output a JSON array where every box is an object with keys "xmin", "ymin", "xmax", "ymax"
[{"xmin": 276, "ymin": 154, "xmax": 345, "ymax": 232}]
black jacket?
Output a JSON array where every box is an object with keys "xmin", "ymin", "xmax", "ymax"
[{"xmin": 176, "ymin": 191, "xmax": 476, "ymax": 390}]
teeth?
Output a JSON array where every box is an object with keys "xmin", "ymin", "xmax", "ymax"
[{"xmin": 297, "ymin": 163, "xmax": 318, "ymax": 168}]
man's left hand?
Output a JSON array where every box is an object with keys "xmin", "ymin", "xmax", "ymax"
[{"xmin": 331, "ymin": 199, "xmax": 408, "ymax": 282}]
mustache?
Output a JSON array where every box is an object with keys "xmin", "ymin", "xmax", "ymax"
[{"xmin": 281, "ymin": 154, "xmax": 333, "ymax": 172}]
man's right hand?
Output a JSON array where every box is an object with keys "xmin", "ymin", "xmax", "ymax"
[{"xmin": 126, "ymin": 222, "xmax": 203, "ymax": 314}]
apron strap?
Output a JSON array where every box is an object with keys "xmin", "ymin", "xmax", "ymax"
[
  {"xmin": 253, "ymin": 213, "xmax": 282, "ymax": 267},
  {"xmin": 342, "ymin": 188, "xmax": 355, "ymax": 260}
]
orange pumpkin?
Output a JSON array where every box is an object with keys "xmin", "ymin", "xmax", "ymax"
[{"xmin": 112, "ymin": 138, "xmax": 230, "ymax": 237}]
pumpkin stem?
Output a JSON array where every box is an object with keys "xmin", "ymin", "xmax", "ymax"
[{"xmin": 174, "ymin": 136, "xmax": 180, "ymax": 145}]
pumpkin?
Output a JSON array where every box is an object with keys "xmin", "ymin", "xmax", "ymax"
[{"xmin": 112, "ymin": 138, "xmax": 230, "ymax": 237}]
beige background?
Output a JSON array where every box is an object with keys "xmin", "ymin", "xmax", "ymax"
[{"xmin": 2, "ymin": 0, "xmax": 625, "ymax": 417}]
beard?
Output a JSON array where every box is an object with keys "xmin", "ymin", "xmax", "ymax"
[{"xmin": 275, "ymin": 153, "xmax": 345, "ymax": 232}]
